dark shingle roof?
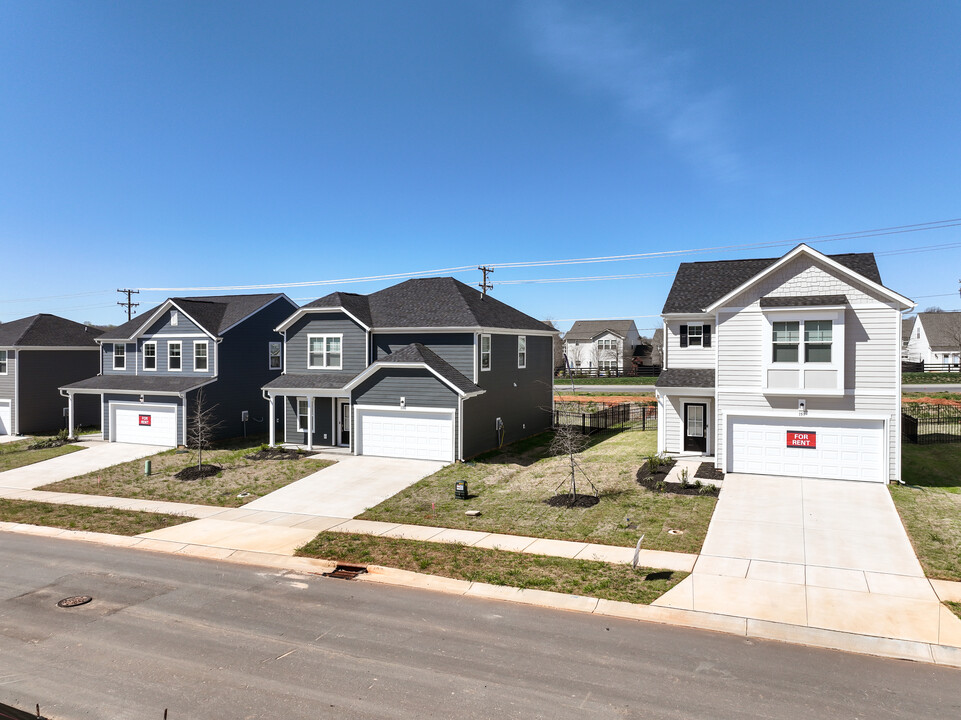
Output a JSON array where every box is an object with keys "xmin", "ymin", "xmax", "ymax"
[
  {"xmin": 100, "ymin": 294, "xmax": 290, "ymax": 341},
  {"xmin": 0, "ymin": 314, "xmax": 102, "ymax": 347},
  {"xmin": 302, "ymin": 278, "xmax": 552, "ymax": 332},
  {"xmin": 564, "ymin": 320, "xmax": 638, "ymax": 341},
  {"xmin": 655, "ymin": 369, "xmax": 716, "ymax": 389},
  {"xmin": 662, "ymin": 251, "xmax": 883, "ymax": 314},
  {"xmin": 759, "ymin": 295, "xmax": 847, "ymax": 308},
  {"xmin": 375, "ymin": 343, "xmax": 482, "ymax": 395},
  {"xmin": 262, "ymin": 373, "xmax": 360, "ymax": 391},
  {"xmin": 60, "ymin": 375, "xmax": 210, "ymax": 393},
  {"xmin": 917, "ymin": 312, "xmax": 961, "ymax": 351}
]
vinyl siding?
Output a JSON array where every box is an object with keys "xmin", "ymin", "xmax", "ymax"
[
  {"xmin": 665, "ymin": 321, "xmax": 715, "ymax": 369},
  {"xmin": 137, "ymin": 337, "xmax": 216, "ymax": 376},
  {"xmin": 0, "ymin": 349, "xmax": 16, "ymax": 434},
  {"xmin": 282, "ymin": 395, "xmax": 337, "ymax": 446},
  {"xmin": 373, "ymin": 333, "xmax": 474, "ymax": 377},
  {"xmin": 660, "ymin": 395, "xmax": 682, "ymax": 454},
  {"xmin": 18, "ymin": 350, "xmax": 100, "ymax": 433},
  {"xmin": 102, "ymin": 343, "xmax": 136, "ymax": 375},
  {"xmin": 103, "ymin": 393, "xmax": 183, "ymax": 445},
  {"xmin": 285, "ymin": 313, "xmax": 367, "ymax": 375}
]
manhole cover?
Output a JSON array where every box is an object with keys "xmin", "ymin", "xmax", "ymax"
[
  {"xmin": 57, "ymin": 595, "xmax": 93, "ymax": 608},
  {"xmin": 667, "ymin": 529, "xmax": 684, "ymax": 535}
]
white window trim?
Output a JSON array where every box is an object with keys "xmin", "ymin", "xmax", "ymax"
[
  {"xmin": 306, "ymin": 334, "xmax": 344, "ymax": 370},
  {"xmin": 0, "ymin": 350, "xmax": 7, "ymax": 375},
  {"xmin": 480, "ymin": 334, "xmax": 491, "ymax": 372},
  {"xmin": 168, "ymin": 341, "xmax": 182, "ymax": 372},
  {"xmin": 193, "ymin": 340, "xmax": 208, "ymax": 372},
  {"xmin": 517, "ymin": 335, "xmax": 526, "ymax": 369},
  {"xmin": 762, "ymin": 309, "xmax": 845, "ymax": 393},
  {"xmin": 687, "ymin": 324, "xmax": 704, "ymax": 347},
  {"xmin": 142, "ymin": 342, "xmax": 157, "ymax": 372},
  {"xmin": 297, "ymin": 398, "xmax": 309, "ymax": 432},
  {"xmin": 268, "ymin": 341, "xmax": 282, "ymax": 370},
  {"xmin": 113, "ymin": 343, "xmax": 126, "ymax": 370}
]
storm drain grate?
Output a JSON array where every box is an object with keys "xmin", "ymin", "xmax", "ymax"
[
  {"xmin": 57, "ymin": 596, "xmax": 93, "ymax": 608},
  {"xmin": 323, "ymin": 564, "xmax": 368, "ymax": 580}
]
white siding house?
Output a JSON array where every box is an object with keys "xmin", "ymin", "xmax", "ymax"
[
  {"xmin": 563, "ymin": 320, "xmax": 641, "ymax": 373},
  {"xmin": 655, "ymin": 244, "xmax": 914, "ymax": 484},
  {"xmin": 904, "ymin": 312, "xmax": 961, "ymax": 366}
]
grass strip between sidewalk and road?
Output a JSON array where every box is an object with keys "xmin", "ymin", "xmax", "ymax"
[
  {"xmin": 0, "ymin": 439, "xmax": 85, "ymax": 473},
  {"xmin": 297, "ymin": 531, "xmax": 686, "ymax": 605},
  {"xmin": 0, "ymin": 497, "xmax": 192, "ymax": 536},
  {"xmin": 903, "ymin": 373, "xmax": 961, "ymax": 385}
]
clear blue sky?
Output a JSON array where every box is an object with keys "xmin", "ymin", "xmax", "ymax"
[{"xmin": 2, "ymin": 1, "xmax": 959, "ymax": 333}]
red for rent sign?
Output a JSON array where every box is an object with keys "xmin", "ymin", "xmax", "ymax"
[
  {"xmin": 139, "ymin": 415, "xmax": 151, "ymax": 426},
  {"xmin": 787, "ymin": 431, "xmax": 815, "ymax": 448}
]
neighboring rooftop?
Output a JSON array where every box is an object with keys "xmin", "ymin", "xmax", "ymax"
[
  {"xmin": 0, "ymin": 314, "xmax": 102, "ymax": 348},
  {"xmin": 917, "ymin": 312, "xmax": 961, "ymax": 351},
  {"xmin": 564, "ymin": 320, "xmax": 639, "ymax": 342}
]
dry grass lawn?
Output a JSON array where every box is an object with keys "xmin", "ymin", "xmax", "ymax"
[
  {"xmin": 0, "ymin": 497, "xmax": 190, "ymax": 535},
  {"xmin": 0, "ymin": 438, "xmax": 85, "ymax": 472},
  {"xmin": 359, "ymin": 430, "xmax": 716, "ymax": 553},
  {"xmin": 40, "ymin": 438, "xmax": 334, "ymax": 508}
]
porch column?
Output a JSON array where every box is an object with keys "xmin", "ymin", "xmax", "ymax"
[
  {"xmin": 268, "ymin": 394, "xmax": 276, "ymax": 447},
  {"xmin": 67, "ymin": 393, "xmax": 75, "ymax": 438},
  {"xmin": 306, "ymin": 396, "xmax": 314, "ymax": 451}
]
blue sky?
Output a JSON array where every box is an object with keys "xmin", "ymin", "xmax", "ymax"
[{"xmin": 2, "ymin": 1, "xmax": 959, "ymax": 333}]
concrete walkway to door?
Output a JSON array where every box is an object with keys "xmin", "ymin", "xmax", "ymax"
[
  {"xmin": 654, "ymin": 473, "xmax": 961, "ymax": 647},
  {"xmin": 0, "ymin": 440, "xmax": 161, "ymax": 491}
]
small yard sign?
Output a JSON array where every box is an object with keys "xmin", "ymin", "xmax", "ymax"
[
  {"xmin": 138, "ymin": 415, "xmax": 152, "ymax": 427},
  {"xmin": 787, "ymin": 431, "xmax": 815, "ymax": 448}
]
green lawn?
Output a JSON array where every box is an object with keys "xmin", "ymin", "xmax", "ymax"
[
  {"xmin": 0, "ymin": 438, "xmax": 85, "ymax": 472},
  {"xmin": 359, "ymin": 430, "xmax": 716, "ymax": 554},
  {"xmin": 890, "ymin": 443, "xmax": 961, "ymax": 581},
  {"xmin": 903, "ymin": 373, "xmax": 961, "ymax": 385},
  {"xmin": 554, "ymin": 376, "xmax": 658, "ymax": 386},
  {"xmin": 297, "ymin": 531, "xmax": 686, "ymax": 605},
  {"xmin": 0, "ymin": 497, "xmax": 191, "ymax": 535}
]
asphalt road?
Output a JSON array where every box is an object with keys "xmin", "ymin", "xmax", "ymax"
[
  {"xmin": 1, "ymin": 534, "xmax": 959, "ymax": 720},
  {"xmin": 554, "ymin": 383, "xmax": 961, "ymax": 394}
]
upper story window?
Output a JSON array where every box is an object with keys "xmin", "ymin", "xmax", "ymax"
[
  {"xmin": 113, "ymin": 343, "xmax": 126, "ymax": 370},
  {"xmin": 772, "ymin": 322, "xmax": 799, "ymax": 362},
  {"xmin": 517, "ymin": 336, "xmax": 527, "ymax": 369},
  {"xmin": 169, "ymin": 341, "xmax": 182, "ymax": 371},
  {"xmin": 772, "ymin": 321, "xmax": 833, "ymax": 363},
  {"xmin": 308, "ymin": 334, "xmax": 342, "ymax": 369},
  {"xmin": 0, "ymin": 350, "xmax": 7, "ymax": 374},
  {"xmin": 597, "ymin": 338, "xmax": 618, "ymax": 351},
  {"xmin": 143, "ymin": 342, "xmax": 157, "ymax": 371},
  {"xmin": 194, "ymin": 341, "xmax": 208, "ymax": 371},
  {"xmin": 268, "ymin": 341, "xmax": 282, "ymax": 370},
  {"xmin": 480, "ymin": 334, "xmax": 491, "ymax": 371},
  {"xmin": 679, "ymin": 324, "xmax": 711, "ymax": 348},
  {"xmin": 804, "ymin": 320, "xmax": 832, "ymax": 363}
]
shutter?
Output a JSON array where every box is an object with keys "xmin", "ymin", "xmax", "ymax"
[
  {"xmin": 679, "ymin": 325, "xmax": 688, "ymax": 348},
  {"xmin": 703, "ymin": 325, "xmax": 712, "ymax": 347}
]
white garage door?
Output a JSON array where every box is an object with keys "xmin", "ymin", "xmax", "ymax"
[
  {"xmin": 111, "ymin": 403, "xmax": 177, "ymax": 447},
  {"xmin": 0, "ymin": 400, "xmax": 10, "ymax": 435},
  {"xmin": 728, "ymin": 416, "xmax": 885, "ymax": 483},
  {"xmin": 357, "ymin": 409, "xmax": 454, "ymax": 462}
]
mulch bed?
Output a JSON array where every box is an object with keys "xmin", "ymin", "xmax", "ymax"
[
  {"xmin": 694, "ymin": 462, "xmax": 724, "ymax": 481},
  {"xmin": 245, "ymin": 448, "xmax": 319, "ymax": 461},
  {"xmin": 175, "ymin": 464, "xmax": 222, "ymax": 481},
  {"xmin": 635, "ymin": 460, "xmax": 720, "ymax": 497},
  {"xmin": 635, "ymin": 458, "xmax": 676, "ymax": 489},
  {"xmin": 545, "ymin": 493, "xmax": 601, "ymax": 508}
]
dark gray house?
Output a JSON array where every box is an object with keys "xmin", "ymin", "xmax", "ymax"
[
  {"xmin": 264, "ymin": 277, "xmax": 556, "ymax": 462},
  {"xmin": 0, "ymin": 314, "xmax": 102, "ymax": 436},
  {"xmin": 61, "ymin": 294, "xmax": 297, "ymax": 447}
]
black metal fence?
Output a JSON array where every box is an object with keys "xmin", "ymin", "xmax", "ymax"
[
  {"xmin": 902, "ymin": 361, "xmax": 961, "ymax": 373},
  {"xmin": 902, "ymin": 406, "xmax": 961, "ymax": 444},
  {"xmin": 554, "ymin": 366, "xmax": 661, "ymax": 379},
  {"xmin": 553, "ymin": 402, "xmax": 657, "ymax": 434}
]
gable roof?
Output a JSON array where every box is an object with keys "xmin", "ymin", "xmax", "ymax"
[
  {"xmin": 344, "ymin": 342, "xmax": 483, "ymax": 397},
  {"xmin": 100, "ymin": 293, "xmax": 291, "ymax": 341},
  {"xmin": 663, "ymin": 248, "xmax": 887, "ymax": 314},
  {"xmin": 564, "ymin": 320, "xmax": 639, "ymax": 342},
  {"xmin": 0, "ymin": 314, "xmax": 102, "ymax": 347},
  {"xmin": 917, "ymin": 312, "xmax": 961, "ymax": 351},
  {"xmin": 298, "ymin": 277, "xmax": 552, "ymax": 332}
]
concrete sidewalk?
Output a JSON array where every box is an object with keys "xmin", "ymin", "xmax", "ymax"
[{"xmin": 0, "ymin": 440, "xmax": 159, "ymax": 490}]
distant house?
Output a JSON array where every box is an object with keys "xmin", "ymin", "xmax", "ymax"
[
  {"xmin": 631, "ymin": 328, "xmax": 664, "ymax": 368},
  {"xmin": 563, "ymin": 320, "xmax": 641, "ymax": 373},
  {"xmin": 905, "ymin": 312, "xmax": 961, "ymax": 366},
  {"xmin": 0, "ymin": 314, "xmax": 102, "ymax": 436}
]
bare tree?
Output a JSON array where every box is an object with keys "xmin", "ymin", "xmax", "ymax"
[
  {"xmin": 543, "ymin": 318, "xmax": 565, "ymax": 372},
  {"xmin": 186, "ymin": 388, "xmax": 224, "ymax": 470},
  {"xmin": 549, "ymin": 425, "xmax": 598, "ymax": 504}
]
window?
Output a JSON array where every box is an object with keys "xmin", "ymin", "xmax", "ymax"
[
  {"xmin": 269, "ymin": 341, "xmax": 282, "ymax": 370},
  {"xmin": 171, "ymin": 311, "xmax": 178, "ymax": 326},
  {"xmin": 194, "ymin": 341, "xmax": 208, "ymax": 371},
  {"xmin": 804, "ymin": 320, "xmax": 832, "ymax": 363},
  {"xmin": 517, "ymin": 336, "xmax": 527, "ymax": 369},
  {"xmin": 143, "ymin": 342, "xmax": 157, "ymax": 371},
  {"xmin": 297, "ymin": 398, "xmax": 309, "ymax": 432},
  {"xmin": 480, "ymin": 334, "xmax": 491, "ymax": 371},
  {"xmin": 772, "ymin": 322, "xmax": 799, "ymax": 362},
  {"xmin": 168, "ymin": 341, "xmax": 182, "ymax": 371},
  {"xmin": 113, "ymin": 344, "xmax": 126, "ymax": 370},
  {"xmin": 687, "ymin": 325, "xmax": 703, "ymax": 347},
  {"xmin": 0, "ymin": 350, "xmax": 6, "ymax": 374},
  {"xmin": 307, "ymin": 334, "xmax": 342, "ymax": 369}
]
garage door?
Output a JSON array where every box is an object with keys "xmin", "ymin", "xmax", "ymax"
[
  {"xmin": 110, "ymin": 403, "xmax": 177, "ymax": 446},
  {"xmin": 356, "ymin": 409, "xmax": 454, "ymax": 462},
  {"xmin": 728, "ymin": 416, "xmax": 885, "ymax": 482},
  {"xmin": 0, "ymin": 400, "xmax": 10, "ymax": 435}
]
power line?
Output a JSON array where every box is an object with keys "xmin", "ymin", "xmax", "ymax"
[{"xmin": 494, "ymin": 272, "xmax": 673, "ymax": 285}]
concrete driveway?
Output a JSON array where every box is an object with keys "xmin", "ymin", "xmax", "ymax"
[
  {"xmin": 655, "ymin": 473, "xmax": 961, "ymax": 646},
  {"xmin": 0, "ymin": 440, "xmax": 160, "ymax": 491}
]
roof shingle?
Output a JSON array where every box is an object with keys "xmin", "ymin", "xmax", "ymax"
[{"xmin": 0, "ymin": 314, "xmax": 102, "ymax": 348}]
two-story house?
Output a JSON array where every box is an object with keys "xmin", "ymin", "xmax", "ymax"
[
  {"xmin": 563, "ymin": 320, "xmax": 641, "ymax": 374},
  {"xmin": 0, "ymin": 314, "xmax": 102, "ymax": 436},
  {"xmin": 263, "ymin": 277, "xmax": 556, "ymax": 463},
  {"xmin": 904, "ymin": 312, "xmax": 961, "ymax": 366},
  {"xmin": 61, "ymin": 294, "xmax": 297, "ymax": 446},
  {"xmin": 655, "ymin": 244, "xmax": 914, "ymax": 483}
]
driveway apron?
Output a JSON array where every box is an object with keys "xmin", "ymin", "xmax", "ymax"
[
  {"xmin": 654, "ymin": 473, "xmax": 961, "ymax": 646},
  {"xmin": 0, "ymin": 440, "xmax": 160, "ymax": 491}
]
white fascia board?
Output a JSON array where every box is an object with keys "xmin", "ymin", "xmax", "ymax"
[
  {"xmin": 219, "ymin": 294, "xmax": 297, "ymax": 335},
  {"xmin": 344, "ymin": 360, "xmax": 478, "ymax": 398},
  {"xmin": 590, "ymin": 330, "xmax": 625, "ymax": 340},
  {"xmin": 661, "ymin": 313, "xmax": 713, "ymax": 321},
  {"xmin": 274, "ymin": 306, "xmax": 371, "ymax": 333},
  {"xmin": 704, "ymin": 244, "xmax": 915, "ymax": 313},
  {"xmin": 263, "ymin": 388, "xmax": 348, "ymax": 398},
  {"xmin": 167, "ymin": 301, "xmax": 221, "ymax": 341}
]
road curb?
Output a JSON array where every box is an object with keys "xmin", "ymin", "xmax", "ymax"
[{"xmin": 3, "ymin": 522, "xmax": 960, "ymax": 670}]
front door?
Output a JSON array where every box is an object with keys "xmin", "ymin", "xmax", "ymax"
[
  {"xmin": 337, "ymin": 400, "xmax": 351, "ymax": 446},
  {"xmin": 683, "ymin": 403, "xmax": 708, "ymax": 453}
]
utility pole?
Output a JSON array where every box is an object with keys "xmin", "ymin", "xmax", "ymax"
[
  {"xmin": 117, "ymin": 288, "xmax": 140, "ymax": 321},
  {"xmin": 478, "ymin": 266, "xmax": 493, "ymax": 299}
]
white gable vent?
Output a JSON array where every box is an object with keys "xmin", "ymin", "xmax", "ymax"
[{"xmin": 171, "ymin": 310, "xmax": 179, "ymax": 326}]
